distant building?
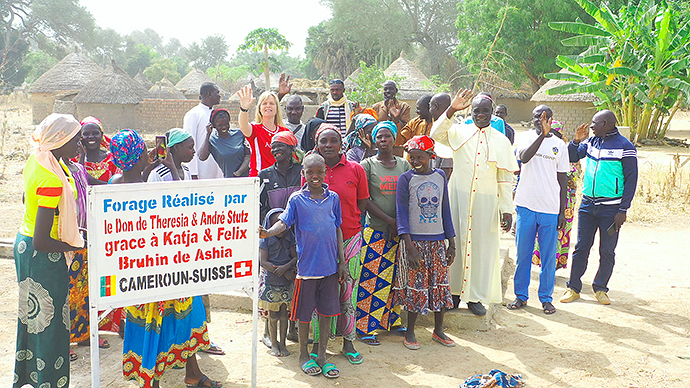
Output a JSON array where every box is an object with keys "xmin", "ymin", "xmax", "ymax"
[{"xmin": 29, "ymin": 52, "xmax": 103, "ymax": 124}]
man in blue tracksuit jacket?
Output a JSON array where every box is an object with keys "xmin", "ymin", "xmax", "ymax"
[{"xmin": 560, "ymin": 110, "xmax": 638, "ymax": 305}]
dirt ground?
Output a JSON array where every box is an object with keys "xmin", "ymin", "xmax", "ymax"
[{"xmin": 0, "ymin": 100, "xmax": 689, "ymax": 387}]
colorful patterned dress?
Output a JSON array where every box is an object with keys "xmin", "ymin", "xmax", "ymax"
[
  {"xmin": 532, "ymin": 163, "xmax": 581, "ymax": 270},
  {"xmin": 14, "ymin": 156, "xmax": 76, "ymax": 387},
  {"xmin": 68, "ymin": 157, "xmax": 124, "ymax": 342}
]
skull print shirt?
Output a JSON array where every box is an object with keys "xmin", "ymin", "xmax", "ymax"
[{"xmin": 396, "ymin": 168, "xmax": 455, "ymax": 241}]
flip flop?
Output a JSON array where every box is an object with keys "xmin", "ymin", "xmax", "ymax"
[
  {"xmin": 403, "ymin": 338, "xmax": 420, "ymax": 350},
  {"xmin": 432, "ymin": 332, "xmax": 456, "ymax": 347},
  {"xmin": 202, "ymin": 343, "xmax": 225, "ymax": 355},
  {"xmin": 185, "ymin": 375, "xmax": 223, "ymax": 387},
  {"xmin": 70, "ymin": 350, "xmax": 78, "ymax": 362},
  {"xmin": 358, "ymin": 335, "xmax": 380, "ymax": 346},
  {"xmin": 77, "ymin": 338, "xmax": 110, "ymax": 349},
  {"xmin": 341, "ymin": 351, "xmax": 363, "ymax": 364},
  {"xmin": 507, "ymin": 298, "xmax": 527, "ymax": 310},
  {"xmin": 301, "ymin": 359, "xmax": 321, "ymax": 376},
  {"xmin": 321, "ymin": 362, "xmax": 340, "ymax": 379}
]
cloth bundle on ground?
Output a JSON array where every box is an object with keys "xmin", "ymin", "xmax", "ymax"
[{"xmin": 460, "ymin": 369, "xmax": 524, "ymax": 388}]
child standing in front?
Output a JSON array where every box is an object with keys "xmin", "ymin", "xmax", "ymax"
[
  {"xmin": 260, "ymin": 153, "xmax": 346, "ymax": 379},
  {"xmin": 395, "ymin": 135, "xmax": 456, "ymax": 350},
  {"xmin": 259, "ymin": 208, "xmax": 297, "ymax": 357}
]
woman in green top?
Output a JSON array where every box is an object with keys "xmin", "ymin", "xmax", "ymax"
[
  {"xmin": 356, "ymin": 121, "xmax": 411, "ymax": 345},
  {"xmin": 14, "ymin": 114, "xmax": 84, "ymax": 388}
]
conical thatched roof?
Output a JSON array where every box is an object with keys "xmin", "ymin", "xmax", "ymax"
[
  {"xmin": 149, "ymin": 77, "xmax": 185, "ymax": 99},
  {"xmin": 175, "ymin": 68, "xmax": 213, "ymax": 95},
  {"xmin": 344, "ymin": 68, "xmax": 361, "ymax": 90},
  {"xmin": 531, "ymin": 69, "xmax": 597, "ymax": 102},
  {"xmin": 29, "ymin": 52, "xmax": 103, "ymax": 94},
  {"xmin": 383, "ymin": 52, "xmax": 433, "ymax": 100},
  {"xmin": 134, "ymin": 70, "xmax": 154, "ymax": 89},
  {"xmin": 74, "ymin": 61, "xmax": 150, "ymax": 104}
]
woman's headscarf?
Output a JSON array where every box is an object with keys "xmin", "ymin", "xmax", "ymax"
[
  {"xmin": 80, "ymin": 116, "xmax": 111, "ymax": 149},
  {"xmin": 166, "ymin": 128, "xmax": 192, "ymax": 148},
  {"xmin": 31, "ymin": 113, "xmax": 84, "ymax": 250},
  {"xmin": 314, "ymin": 123, "xmax": 342, "ymax": 151},
  {"xmin": 301, "ymin": 118, "xmax": 326, "ymax": 151},
  {"xmin": 271, "ymin": 131, "xmax": 298, "ymax": 147},
  {"xmin": 345, "ymin": 113, "xmax": 377, "ymax": 151},
  {"xmin": 372, "ymin": 120, "xmax": 398, "ymax": 142},
  {"xmin": 110, "ymin": 129, "xmax": 146, "ymax": 171},
  {"xmin": 404, "ymin": 135, "xmax": 435, "ymax": 152},
  {"xmin": 551, "ymin": 120, "xmax": 563, "ymax": 133}
]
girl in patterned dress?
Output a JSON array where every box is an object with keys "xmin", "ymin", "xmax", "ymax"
[{"xmin": 394, "ymin": 135, "xmax": 456, "ymax": 350}]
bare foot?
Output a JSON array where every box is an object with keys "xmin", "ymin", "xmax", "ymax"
[
  {"xmin": 270, "ymin": 346, "xmax": 282, "ymax": 357},
  {"xmin": 279, "ymin": 343, "xmax": 290, "ymax": 357}
]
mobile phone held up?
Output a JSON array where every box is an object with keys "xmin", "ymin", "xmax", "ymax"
[{"xmin": 155, "ymin": 135, "xmax": 167, "ymax": 160}]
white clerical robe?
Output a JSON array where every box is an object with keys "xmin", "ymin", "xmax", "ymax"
[{"xmin": 430, "ymin": 113, "xmax": 518, "ymax": 303}]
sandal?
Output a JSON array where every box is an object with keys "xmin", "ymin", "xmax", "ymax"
[
  {"xmin": 432, "ymin": 332, "xmax": 456, "ymax": 347},
  {"xmin": 403, "ymin": 338, "xmax": 420, "ymax": 350},
  {"xmin": 341, "ymin": 351, "xmax": 363, "ymax": 364},
  {"xmin": 507, "ymin": 298, "xmax": 527, "ymax": 310},
  {"xmin": 185, "ymin": 375, "xmax": 223, "ymax": 387},
  {"xmin": 70, "ymin": 350, "xmax": 78, "ymax": 362},
  {"xmin": 301, "ymin": 359, "xmax": 321, "ymax": 376},
  {"xmin": 202, "ymin": 343, "xmax": 225, "ymax": 355},
  {"xmin": 358, "ymin": 335, "xmax": 380, "ymax": 346},
  {"xmin": 542, "ymin": 301, "xmax": 556, "ymax": 315},
  {"xmin": 321, "ymin": 362, "xmax": 340, "ymax": 379}
]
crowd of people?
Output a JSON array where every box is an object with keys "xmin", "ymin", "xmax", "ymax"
[{"xmin": 12, "ymin": 76, "xmax": 638, "ymax": 387}]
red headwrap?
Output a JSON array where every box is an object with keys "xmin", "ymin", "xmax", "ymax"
[
  {"xmin": 404, "ymin": 135, "xmax": 435, "ymax": 152},
  {"xmin": 271, "ymin": 131, "xmax": 298, "ymax": 146},
  {"xmin": 80, "ymin": 116, "xmax": 110, "ymax": 148},
  {"xmin": 314, "ymin": 123, "xmax": 341, "ymax": 150}
]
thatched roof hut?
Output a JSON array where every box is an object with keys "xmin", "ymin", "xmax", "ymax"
[
  {"xmin": 134, "ymin": 70, "xmax": 154, "ymax": 89},
  {"xmin": 176, "ymin": 68, "xmax": 214, "ymax": 99},
  {"xmin": 74, "ymin": 61, "xmax": 149, "ymax": 104},
  {"xmin": 29, "ymin": 52, "xmax": 103, "ymax": 124},
  {"xmin": 383, "ymin": 52, "xmax": 433, "ymax": 101},
  {"xmin": 29, "ymin": 52, "xmax": 102, "ymax": 94},
  {"xmin": 149, "ymin": 77, "xmax": 185, "ymax": 99},
  {"xmin": 531, "ymin": 69, "xmax": 598, "ymax": 138},
  {"xmin": 73, "ymin": 61, "xmax": 150, "ymax": 131},
  {"xmin": 344, "ymin": 68, "xmax": 361, "ymax": 91}
]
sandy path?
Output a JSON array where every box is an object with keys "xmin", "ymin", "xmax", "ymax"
[{"xmin": 0, "ymin": 220, "xmax": 687, "ymax": 387}]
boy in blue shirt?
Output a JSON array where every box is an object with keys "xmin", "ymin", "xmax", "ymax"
[{"xmin": 260, "ymin": 153, "xmax": 346, "ymax": 379}]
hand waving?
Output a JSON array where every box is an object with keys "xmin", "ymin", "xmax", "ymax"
[
  {"xmin": 237, "ymin": 85, "xmax": 255, "ymax": 110},
  {"xmin": 540, "ymin": 111, "xmax": 552, "ymax": 136},
  {"xmin": 278, "ymin": 73, "xmax": 293, "ymax": 96},
  {"xmin": 574, "ymin": 123, "xmax": 589, "ymax": 142},
  {"xmin": 451, "ymin": 88, "xmax": 474, "ymax": 111}
]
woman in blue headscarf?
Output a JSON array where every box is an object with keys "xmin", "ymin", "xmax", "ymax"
[
  {"xmin": 345, "ymin": 113, "xmax": 378, "ymax": 163},
  {"xmin": 356, "ymin": 120, "xmax": 411, "ymax": 345}
]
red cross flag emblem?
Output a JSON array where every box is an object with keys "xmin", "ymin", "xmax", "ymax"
[{"xmin": 234, "ymin": 260, "xmax": 253, "ymax": 278}]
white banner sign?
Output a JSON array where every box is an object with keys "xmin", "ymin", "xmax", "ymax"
[{"xmin": 87, "ymin": 178, "xmax": 259, "ymax": 309}]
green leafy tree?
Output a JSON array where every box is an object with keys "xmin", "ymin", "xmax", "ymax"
[
  {"xmin": 185, "ymin": 35, "xmax": 228, "ymax": 72},
  {"xmin": 238, "ymin": 28, "xmax": 291, "ymax": 89},
  {"xmin": 125, "ymin": 43, "xmax": 157, "ymax": 76},
  {"xmin": 144, "ymin": 57, "xmax": 181, "ymax": 84},
  {"xmin": 24, "ymin": 50, "xmax": 57, "ymax": 83},
  {"xmin": 207, "ymin": 64, "xmax": 252, "ymax": 91},
  {"xmin": 547, "ymin": 0, "xmax": 690, "ymax": 140},
  {"xmin": 1, "ymin": 0, "xmax": 95, "ymax": 90},
  {"xmin": 348, "ymin": 61, "xmax": 405, "ymax": 107},
  {"xmin": 455, "ymin": 0, "xmax": 590, "ymax": 91}
]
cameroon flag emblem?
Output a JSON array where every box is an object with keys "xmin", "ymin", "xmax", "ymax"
[{"xmin": 100, "ymin": 275, "xmax": 117, "ymax": 297}]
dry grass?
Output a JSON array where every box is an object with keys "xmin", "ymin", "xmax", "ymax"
[{"xmin": 628, "ymin": 154, "xmax": 690, "ymax": 223}]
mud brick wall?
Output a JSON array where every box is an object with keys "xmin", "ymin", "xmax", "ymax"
[{"xmin": 136, "ymin": 99, "xmax": 242, "ymax": 135}]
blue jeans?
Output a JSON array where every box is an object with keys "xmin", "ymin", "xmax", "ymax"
[
  {"xmin": 567, "ymin": 197, "xmax": 620, "ymax": 293},
  {"xmin": 514, "ymin": 206, "xmax": 558, "ymax": 303}
]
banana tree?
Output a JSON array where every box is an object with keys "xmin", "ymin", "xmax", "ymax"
[{"xmin": 545, "ymin": 0, "xmax": 690, "ymax": 141}]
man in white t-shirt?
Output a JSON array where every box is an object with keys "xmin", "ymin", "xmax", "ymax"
[
  {"xmin": 508, "ymin": 105, "xmax": 569, "ymax": 315},
  {"xmin": 184, "ymin": 82, "xmax": 223, "ymax": 179}
]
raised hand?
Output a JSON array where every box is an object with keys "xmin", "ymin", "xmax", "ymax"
[
  {"xmin": 574, "ymin": 123, "xmax": 589, "ymax": 142},
  {"xmin": 387, "ymin": 99, "xmax": 401, "ymax": 119},
  {"xmin": 278, "ymin": 73, "xmax": 293, "ymax": 96},
  {"xmin": 352, "ymin": 101, "xmax": 362, "ymax": 115},
  {"xmin": 540, "ymin": 111, "xmax": 552, "ymax": 136},
  {"xmin": 237, "ymin": 85, "xmax": 255, "ymax": 110},
  {"xmin": 451, "ymin": 88, "xmax": 474, "ymax": 111},
  {"xmin": 206, "ymin": 122, "xmax": 213, "ymax": 135}
]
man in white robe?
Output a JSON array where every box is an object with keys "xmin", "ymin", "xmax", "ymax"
[{"xmin": 430, "ymin": 91, "xmax": 519, "ymax": 316}]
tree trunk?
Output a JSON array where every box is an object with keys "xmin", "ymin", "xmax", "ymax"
[{"xmin": 264, "ymin": 44, "xmax": 270, "ymax": 89}]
